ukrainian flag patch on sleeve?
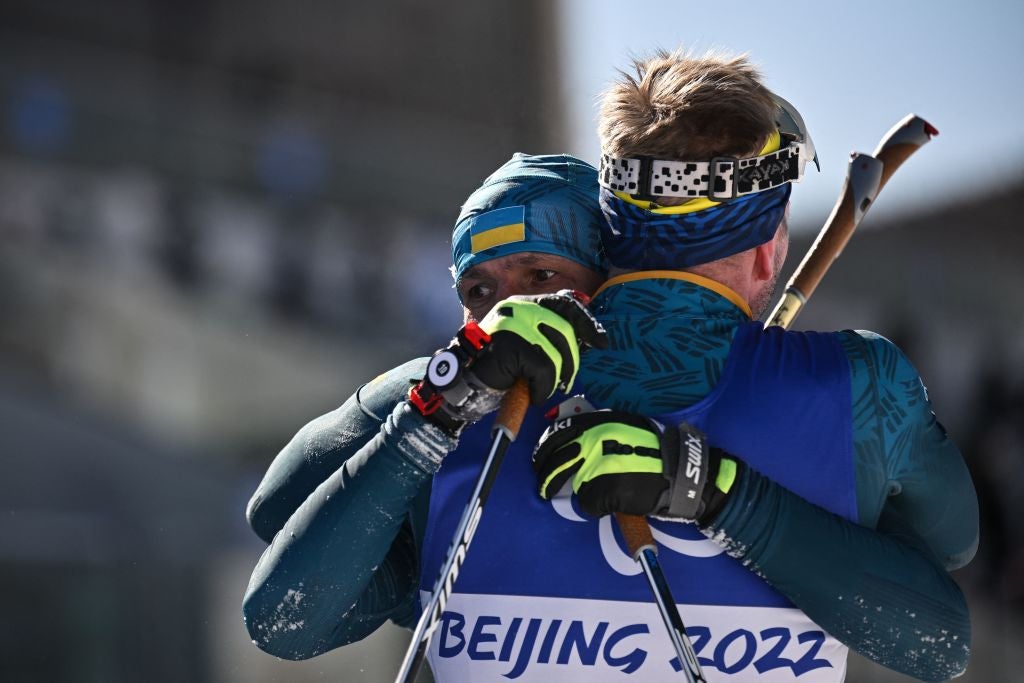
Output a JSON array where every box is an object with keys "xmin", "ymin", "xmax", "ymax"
[{"xmin": 469, "ymin": 205, "xmax": 526, "ymax": 253}]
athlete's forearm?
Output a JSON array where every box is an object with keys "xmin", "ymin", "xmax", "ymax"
[
  {"xmin": 247, "ymin": 359, "xmax": 429, "ymax": 542},
  {"xmin": 246, "ymin": 392, "xmax": 380, "ymax": 543},
  {"xmin": 706, "ymin": 468, "xmax": 970, "ymax": 682},
  {"xmin": 242, "ymin": 403, "xmax": 451, "ymax": 660}
]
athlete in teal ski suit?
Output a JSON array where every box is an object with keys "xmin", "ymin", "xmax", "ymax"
[{"xmin": 244, "ymin": 131, "xmax": 976, "ymax": 681}]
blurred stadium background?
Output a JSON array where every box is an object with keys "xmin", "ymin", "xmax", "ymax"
[{"xmin": 1, "ymin": 2, "xmax": 1021, "ymax": 681}]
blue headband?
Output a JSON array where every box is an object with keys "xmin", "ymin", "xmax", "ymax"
[
  {"xmin": 599, "ymin": 183, "xmax": 790, "ymax": 270},
  {"xmin": 452, "ymin": 154, "xmax": 607, "ymax": 281}
]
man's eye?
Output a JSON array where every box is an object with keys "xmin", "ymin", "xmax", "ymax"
[
  {"xmin": 534, "ymin": 269, "xmax": 558, "ymax": 282},
  {"xmin": 464, "ymin": 283, "xmax": 493, "ymax": 302}
]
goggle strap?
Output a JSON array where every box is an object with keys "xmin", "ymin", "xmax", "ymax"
[{"xmin": 599, "ymin": 141, "xmax": 808, "ymax": 202}]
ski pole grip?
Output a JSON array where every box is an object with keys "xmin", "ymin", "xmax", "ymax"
[
  {"xmin": 773, "ymin": 153, "xmax": 882, "ymax": 323},
  {"xmin": 494, "ymin": 378, "xmax": 530, "ymax": 441},
  {"xmin": 767, "ymin": 114, "xmax": 935, "ymax": 330},
  {"xmin": 872, "ymin": 114, "xmax": 937, "ymax": 192},
  {"xmin": 616, "ymin": 512, "xmax": 657, "ymax": 561}
]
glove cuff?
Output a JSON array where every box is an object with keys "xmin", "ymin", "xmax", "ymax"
[
  {"xmin": 695, "ymin": 450, "xmax": 744, "ymax": 526},
  {"xmin": 659, "ymin": 423, "xmax": 711, "ymax": 520},
  {"xmin": 658, "ymin": 426, "xmax": 743, "ymax": 524}
]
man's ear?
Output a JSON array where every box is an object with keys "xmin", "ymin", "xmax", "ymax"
[{"xmin": 752, "ymin": 238, "xmax": 777, "ymax": 283}]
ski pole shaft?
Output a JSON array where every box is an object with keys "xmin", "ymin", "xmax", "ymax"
[
  {"xmin": 768, "ymin": 114, "xmax": 937, "ymax": 328},
  {"xmin": 616, "ymin": 514, "xmax": 707, "ymax": 682},
  {"xmin": 394, "ymin": 379, "xmax": 529, "ymax": 683}
]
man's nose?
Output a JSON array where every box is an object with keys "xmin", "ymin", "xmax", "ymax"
[{"xmin": 493, "ymin": 279, "xmax": 517, "ymax": 301}]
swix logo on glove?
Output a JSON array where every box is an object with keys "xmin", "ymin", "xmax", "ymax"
[{"xmin": 684, "ymin": 434, "xmax": 704, "ymax": 488}]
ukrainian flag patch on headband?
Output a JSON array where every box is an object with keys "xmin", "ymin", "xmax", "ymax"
[{"xmin": 468, "ymin": 205, "xmax": 526, "ymax": 253}]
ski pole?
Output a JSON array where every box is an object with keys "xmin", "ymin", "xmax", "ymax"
[
  {"xmin": 768, "ymin": 114, "xmax": 937, "ymax": 328},
  {"xmin": 616, "ymin": 514, "xmax": 707, "ymax": 681},
  {"xmin": 394, "ymin": 378, "xmax": 530, "ymax": 683}
]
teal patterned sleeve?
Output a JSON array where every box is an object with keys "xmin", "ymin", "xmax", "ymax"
[
  {"xmin": 839, "ymin": 330, "xmax": 979, "ymax": 569},
  {"xmin": 710, "ymin": 466, "xmax": 972, "ymax": 681}
]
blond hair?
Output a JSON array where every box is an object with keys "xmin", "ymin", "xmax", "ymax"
[{"xmin": 599, "ymin": 49, "xmax": 778, "ymax": 161}]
